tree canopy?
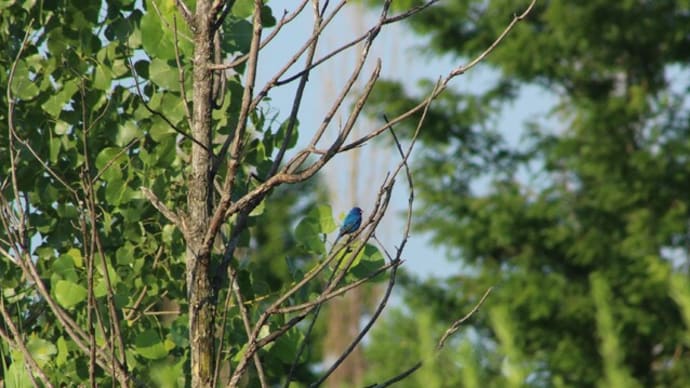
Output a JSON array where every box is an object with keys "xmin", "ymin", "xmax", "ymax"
[{"xmin": 362, "ymin": 0, "xmax": 690, "ymax": 387}]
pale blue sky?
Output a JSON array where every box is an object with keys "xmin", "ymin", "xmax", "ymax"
[{"xmin": 255, "ymin": 3, "xmax": 554, "ymax": 278}]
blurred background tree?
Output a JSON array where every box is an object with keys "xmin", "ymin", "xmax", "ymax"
[{"xmin": 361, "ymin": 1, "xmax": 690, "ymax": 386}]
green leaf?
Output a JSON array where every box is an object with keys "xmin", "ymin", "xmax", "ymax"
[
  {"xmin": 349, "ymin": 244, "xmax": 386, "ymax": 281},
  {"xmin": 27, "ymin": 336, "xmax": 58, "ymax": 367},
  {"xmin": 260, "ymin": 5, "xmax": 276, "ymax": 28},
  {"xmin": 135, "ymin": 329, "xmax": 169, "ymax": 359},
  {"xmin": 66, "ymin": 248, "xmax": 84, "ymax": 268},
  {"xmin": 294, "ymin": 217, "xmax": 325, "ymax": 254},
  {"xmin": 117, "ymin": 120, "xmax": 143, "ymax": 146},
  {"xmin": 150, "ymin": 357, "xmax": 186, "ymax": 388},
  {"xmin": 49, "ymin": 136, "xmax": 61, "ymax": 164},
  {"xmin": 6, "ymin": 363, "xmax": 32, "ymax": 388},
  {"xmin": 95, "ymin": 147, "xmax": 123, "ymax": 171},
  {"xmin": 149, "ymin": 92, "xmax": 187, "ymax": 125},
  {"xmin": 149, "ymin": 58, "xmax": 180, "ymax": 91},
  {"xmin": 274, "ymin": 118, "xmax": 299, "ymax": 151},
  {"xmin": 93, "ymin": 64, "xmax": 113, "ymax": 90},
  {"xmin": 223, "ymin": 18, "xmax": 253, "ymax": 55},
  {"xmin": 232, "ymin": 0, "xmax": 254, "ymax": 18},
  {"xmin": 54, "ymin": 280, "xmax": 87, "ymax": 308},
  {"xmin": 41, "ymin": 80, "xmax": 79, "ymax": 117},
  {"xmin": 52, "ymin": 254, "xmax": 78, "ymax": 282},
  {"xmin": 272, "ymin": 327, "xmax": 305, "ymax": 363},
  {"xmin": 249, "ymin": 198, "xmax": 265, "ymax": 217},
  {"xmin": 149, "ymin": 116, "xmax": 176, "ymax": 141},
  {"xmin": 97, "ymin": 259, "xmax": 121, "ymax": 287},
  {"xmin": 56, "ymin": 337, "xmax": 69, "ymax": 367},
  {"xmin": 10, "ymin": 60, "xmax": 40, "ymax": 99},
  {"xmin": 313, "ymin": 205, "xmax": 337, "ymax": 233},
  {"xmin": 140, "ymin": 1, "xmax": 175, "ymax": 59},
  {"xmin": 54, "ymin": 120, "xmax": 71, "ymax": 135},
  {"xmin": 116, "ymin": 243, "xmax": 134, "ymax": 265},
  {"xmin": 105, "ymin": 175, "xmax": 125, "ymax": 204}
]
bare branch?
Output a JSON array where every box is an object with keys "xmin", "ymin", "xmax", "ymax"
[
  {"xmin": 206, "ymin": 0, "xmax": 264, "ymax": 251},
  {"xmin": 437, "ymin": 287, "xmax": 493, "ymax": 350},
  {"xmin": 267, "ymin": 0, "xmax": 323, "ymax": 177},
  {"xmin": 141, "ymin": 187, "xmax": 185, "ymax": 232},
  {"xmin": 381, "ymin": 0, "xmax": 439, "ymax": 24},
  {"xmin": 174, "ymin": 0, "xmax": 194, "ymax": 28},
  {"xmin": 208, "ymin": 0, "xmax": 316, "ymax": 72},
  {"xmin": 211, "ymin": 28, "xmax": 227, "ymax": 109},
  {"xmin": 314, "ymin": 257, "xmax": 401, "ymax": 386},
  {"xmin": 315, "ymin": 62, "xmax": 427, "ymax": 384},
  {"xmin": 274, "ymin": 0, "xmax": 437, "ymax": 88},
  {"xmin": 78, "ymin": 82, "xmax": 130, "ymax": 385},
  {"xmin": 249, "ymin": 0, "xmax": 348, "ymax": 103},
  {"xmin": 16, "ymin": 250, "xmax": 131, "ymax": 382},
  {"xmin": 452, "ymin": 0, "xmax": 536, "ymax": 76},
  {"xmin": 364, "ymin": 362, "xmax": 422, "ymax": 388},
  {"xmin": 366, "ymin": 286, "xmax": 493, "ymax": 387},
  {"xmin": 342, "ymin": 0, "xmax": 537, "ymax": 153},
  {"xmin": 274, "ymin": 260, "xmax": 401, "ymax": 314},
  {"xmin": 213, "ymin": 281, "xmax": 235, "ymax": 387},
  {"xmin": 212, "ymin": 0, "xmax": 233, "ymax": 31},
  {"xmin": 231, "ymin": 144, "xmax": 398, "ymax": 385}
]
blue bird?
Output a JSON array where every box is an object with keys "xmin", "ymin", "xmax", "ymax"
[{"xmin": 334, "ymin": 207, "xmax": 362, "ymax": 245}]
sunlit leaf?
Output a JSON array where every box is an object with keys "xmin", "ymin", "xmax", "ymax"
[{"xmin": 54, "ymin": 280, "xmax": 87, "ymax": 308}]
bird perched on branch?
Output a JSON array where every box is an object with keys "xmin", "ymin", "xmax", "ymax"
[{"xmin": 333, "ymin": 207, "xmax": 362, "ymax": 246}]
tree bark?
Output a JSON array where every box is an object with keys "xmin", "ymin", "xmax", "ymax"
[{"xmin": 188, "ymin": 1, "xmax": 215, "ymax": 386}]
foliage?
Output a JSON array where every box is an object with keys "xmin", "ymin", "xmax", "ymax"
[
  {"xmin": 362, "ymin": 0, "xmax": 690, "ymax": 386},
  {"xmin": 0, "ymin": 1, "xmax": 405, "ymax": 386}
]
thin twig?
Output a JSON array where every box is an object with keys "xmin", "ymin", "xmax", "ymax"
[
  {"xmin": 124, "ymin": 286, "xmax": 149, "ymax": 321},
  {"xmin": 92, "ymin": 137, "xmax": 141, "ymax": 183},
  {"xmin": 6, "ymin": 25, "xmax": 33, "ymax": 255},
  {"xmin": 341, "ymin": 0, "xmax": 537, "ymax": 154},
  {"xmin": 174, "ymin": 0, "xmax": 194, "ymax": 26},
  {"xmin": 78, "ymin": 95, "xmax": 99, "ymax": 385},
  {"xmin": 316, "ymin": 52, "xmax": 431, "ymax": 384},
  {"xmin": 230, "ymin": 266, "xmax": 269, "ymax": 387},
  {"xmin": 0, "ymin": 298, "xmax": 54, "ymax": 388},
  {"xmin": 313, "ymin": 258, "xmax": 401, "ymax": 386},
  {"xmin": 437, "ymin": 287, "xmax": 493, "ymax": 350},
  {"xmin": 212, "ymin": 277, "xmax": 236, "ymax": 388},
  {"xmin": 209, "ymin": 1, "xmax": 310, "ymax": 71},
  {"xmin": 362, "ymin": 288, "xmax": 492, "ymax": 388},
  {"xmin": 364, "ymin": 362, "xmax": 422, "ymax": 388},
  {"xmin": 141, "ymin": 187, "xmax": 184, "ymax": 232},
  {"xmin": 274, "ymin": 260, "xmax": 401, "ymax": 314},
  {"xmin": 267, "ymin": 0, "xmax": 323, "ymax": 177},
  {"xmin": 274, "ymin": 0, "xmax": 438, "ymax": 88},
  {"xmin": 451, "ymin": 0, "xmax": 537, "ymax": 78}
]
